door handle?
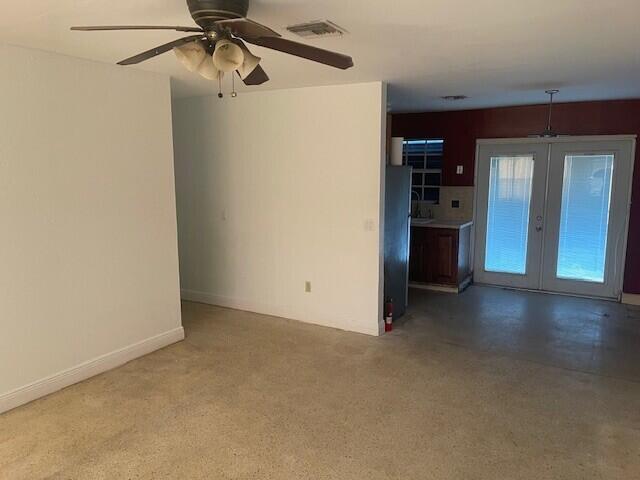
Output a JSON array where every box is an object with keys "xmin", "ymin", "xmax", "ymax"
[{"xmin": 535, "ymin": 215, "xmax": 543, "ymax": 232}]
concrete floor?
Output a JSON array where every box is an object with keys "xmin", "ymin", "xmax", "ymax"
[
  {"xmin": 406, "ymin": 286, "xmax": 640, "ymax": 382},
  {"xmin": 2, "ymin": 286, "xmax": 640, "ymax": 479}
]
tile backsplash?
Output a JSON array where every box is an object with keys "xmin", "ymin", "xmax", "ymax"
[{"xmin": 412, "ymin": 186, "xmax": 474, "ymax": 221}]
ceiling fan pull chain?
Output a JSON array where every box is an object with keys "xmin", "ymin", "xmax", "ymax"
[
  {"xmin": 231, "ymin": 73, "xmax": 238, "ymax": 98},
  {"xmin": 218, "ymin": 71, "xmax": 224, "ymax": 99}
]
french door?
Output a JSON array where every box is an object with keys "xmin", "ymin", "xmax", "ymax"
[{"xmin": 474, "ymin": 136, "xmax": 635, "ymax": 299}]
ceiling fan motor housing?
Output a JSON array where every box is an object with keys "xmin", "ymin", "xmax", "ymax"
[{"xmin": 187, "ymin": 0, "xmax": 249, "ymax": 29}]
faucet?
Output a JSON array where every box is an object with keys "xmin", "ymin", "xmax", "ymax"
[{"xmin": 410, "ymin": 191, "xmax": 421, "ymax": 218}]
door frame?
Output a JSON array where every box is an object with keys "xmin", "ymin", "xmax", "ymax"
[{"xmin": 472, "ymin": 135, "xmax": 636, "ymax": 300}]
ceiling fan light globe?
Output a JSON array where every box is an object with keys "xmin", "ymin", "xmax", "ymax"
[
  {"xmin": 213, "ymin": 39, "xmax": 245, "ymax": 73},
  {"xmin": 237, "ymin": 49, "xmax": 261, "ymax": 80},
  {"xmin": 197, "ymin": 55, "xmax": 220, "ymax": 80},
  {"xmin": 173, "ymin": 40, "xmax": 207, "ymax": 72}
]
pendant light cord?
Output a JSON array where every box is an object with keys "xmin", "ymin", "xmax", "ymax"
[
  {"xmin": 545, "ymin": 89, "xmax": 559, "ymax": 133},
  {"xmin": 546, "ymin": 91, "xmax": 554, "ymax": 132}
]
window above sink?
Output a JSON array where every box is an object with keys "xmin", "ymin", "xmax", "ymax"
[{"xmin": 403, "ymin": 138, "xmax": 443, "ymax": 204}]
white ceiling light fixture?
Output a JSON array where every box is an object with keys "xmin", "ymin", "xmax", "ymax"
[
  {"xmin": 197, "ymin": 55, "xmax": 220, "ymax": 80},
  {"xmin": 236, "ymin": 42, "xmax": 261, "ymax": 80},
  {"xmin": 213, "ymin": 39, "xmax": 245, "ymax": 73},
  {"xmin": 174, "ymin": 40, "xmax": 207, "ymax": 72},
  {"xmin": 174, "ymin": 38, "xmax": 254, "ymax": 97},
  {"xmin": 174, "ymin": 38, "xmax": 260, "ymax": 83},
  {"xmin": 174, "ymin": 40, "xmax": 220, "ymax": 81}
]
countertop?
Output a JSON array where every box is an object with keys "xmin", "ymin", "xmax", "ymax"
[{"xmin": 411, "ymin": 219, "xmax": 474, "ymax": 229}]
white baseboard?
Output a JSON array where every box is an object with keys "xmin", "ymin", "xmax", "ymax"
[
  {"xmin": 181, "ymin": 289, "xmax": 380, "ymax": 337},
  {"xmin": 622, "ymin": 293, "xmax": 640, "ymax": 306},
  {"xmin": 0, "ymin": 327, "xmax": 184, "ymax": 415},
  {"xmin": 408, "ymin": 276, "xmax": 474, "ymax": 294},
  {"xmin": 182, "ymin": 289, "xmax": 275, "ymax": 315}
]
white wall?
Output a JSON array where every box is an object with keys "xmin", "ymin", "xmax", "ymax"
[
  {"xmin": 173, "ymin": 82, "xmax": 386, "ymax": 336},
  {"xmin": 0, "ymin": 44, "xmax": 183, "ymax": 413}
]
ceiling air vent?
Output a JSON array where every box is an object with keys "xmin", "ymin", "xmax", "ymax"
[
  {"xmin": 286, "ymin": 20, "xmax": 347, "ymax": 39},
  {"xmin": 441, "ymin": 95, "xmax": 468, "ymax": 101}
]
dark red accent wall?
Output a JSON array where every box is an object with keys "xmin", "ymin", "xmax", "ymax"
[{"xmin": 392, "ymin": 99, "xmax": 640, "ymax": 294}]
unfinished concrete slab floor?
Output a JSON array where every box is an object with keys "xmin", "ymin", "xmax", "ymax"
[{"xmin": 2, "ymin": 286, "xmax": 639, "ymax": 479}]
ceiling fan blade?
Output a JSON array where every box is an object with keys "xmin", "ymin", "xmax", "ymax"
[
  {"xmin": 216, "ymin": 18, "xmax": 280, "ymax": 38},
  {"xmin": 242, "ymin": 36, "xmax": 353, "ymax": 70},
  {"xmin": 117, "ymin": 35, "xmax": 204, "ymax": 65},
  {"xmin": 71, "ymin": 25, "xmax": 203, "ymax": 33},
  {"xmin": 239, "ymin": 65, "xmax": 270, "ymax": 86}
]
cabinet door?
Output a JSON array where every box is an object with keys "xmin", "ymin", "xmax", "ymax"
[
  {"xmin": 409, "ymin": 227, "xmax": 428, "ymax": 282},
  {"xmin": 430, "ymin": 229, "xmax": 459, "ymax": 285}
]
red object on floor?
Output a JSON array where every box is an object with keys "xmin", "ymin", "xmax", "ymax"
[{"xmin": 384, "ymin": 299, "xmax": 393, "ymax": 332}]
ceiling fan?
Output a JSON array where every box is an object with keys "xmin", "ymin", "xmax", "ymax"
[{"xmin": 71, "ymin": 0, "xmax": 354, "ymax": 91}]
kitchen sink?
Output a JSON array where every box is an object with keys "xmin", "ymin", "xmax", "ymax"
[{"xmin": 411, "ymin": 218, "xmax": 435, "ymax": 226}]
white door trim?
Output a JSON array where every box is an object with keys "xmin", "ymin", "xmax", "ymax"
[
  {"xmin": 477, "ymin": 135, "xmax": 637, "ymax": 145},
  {"xmin": 618, "ymin": 138, "xmax": 637, "ymax": 299}
]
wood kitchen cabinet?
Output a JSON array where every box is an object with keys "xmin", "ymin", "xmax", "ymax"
[
  {"xmin": 409, "ymin": 223, "xmax": 472, "ymax": 290},
  {"xmin": 409, "ymin": 226, "xmax": 429, "ymax": 283}
]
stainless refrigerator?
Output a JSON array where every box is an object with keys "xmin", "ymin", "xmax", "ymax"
[{"xmin": 384, "ymin": 166, "xmax": 412, "ymax": 319}]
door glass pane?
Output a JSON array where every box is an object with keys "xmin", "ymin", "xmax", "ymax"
[
  {"xmin": 557, "ymin": 154, "xmax": 614, "ymax": 283},
  {"xmin": 485, "ymin": 156, "xmax": 534, "ymax": 274}
]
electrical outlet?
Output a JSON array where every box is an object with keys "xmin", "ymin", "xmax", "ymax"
[
  {"xmin": 456, "ymin": 165, "xmax": 464, "ymax": 175},
  {"xmin": 452, "ymin": 200, "xmax": 460, "ymax": 208},
  {"xmin": 305, "ymin": 281, "xmax": 312, "ymax": 293}
]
